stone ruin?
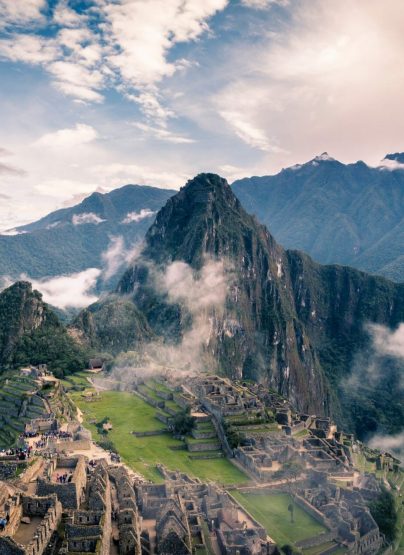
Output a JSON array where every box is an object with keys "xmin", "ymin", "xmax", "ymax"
[
  {"xmin": 0, "ymin": 482, "xmax": 62, "ymax": 555},
  {"xmin": 297, "ymin": 472, "xmax": 383, "ymax": 554}
]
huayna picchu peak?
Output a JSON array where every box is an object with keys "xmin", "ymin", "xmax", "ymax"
[{"xmin": 74, "ymin": 173, "xmax": 404, "ymax": 439}]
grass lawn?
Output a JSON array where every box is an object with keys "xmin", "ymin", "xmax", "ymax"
[
  {"xmin": 72, "ymin": 390, "xmax": 247, "ymax": 485},
  {"xmin": 231, "ymin": 491, "xmax": 327, "ymax": 547}
]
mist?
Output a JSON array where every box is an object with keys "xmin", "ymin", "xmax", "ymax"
[
  {"xmin": 108, "ymin": 258, "xmax": 233, "ymax": 382},
  {"xmin": 342, "ymin": 322, "xmax": 404, "ymax": 460}
]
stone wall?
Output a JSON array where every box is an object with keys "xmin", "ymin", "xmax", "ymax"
[
  {"xmin": 187, "ymin": 440, "xmax": 220, "ymax": 452},
  {"xmin": 37, "ymin": 456, "xmax": 86, "ymax": 510}
]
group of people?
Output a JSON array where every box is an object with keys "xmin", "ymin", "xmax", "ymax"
[
  {"xmin": 55, "ymin": 472, "xmax": 73, "ymax": 483},
  {"xmin": 0, "ymin": 446, "xmax": 32, "ymax": 460}
]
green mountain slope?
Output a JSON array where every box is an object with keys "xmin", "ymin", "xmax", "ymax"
[
  {"xmin": 73, "ymin": 174, "xmax": 404, "ymax": 438},
  {"xmin": 232, "ymin": 153, "xmax": 404, "ymax": 282},
  {"xmin": 0, "ymin": 281, "xmax": 88, "ymax": 376},
  {"xmin": 0, "ymin": 184, "xmax": 174, "ymax": 280}
]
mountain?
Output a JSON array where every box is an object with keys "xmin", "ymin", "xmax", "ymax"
[
  {"xmin": 0, "ymin": 184, "xmax": 174, "ymax": 281},
  {"xmin": 73, "ymin": 174, "xmax": 404, "ymax": 438},
  {"xmin": 0, "ymin": 281, "xmax": 88, "ymax": 376},
  {"xmin": 232, "ymin": 153, "xmax": 404, "ymax": 282}
]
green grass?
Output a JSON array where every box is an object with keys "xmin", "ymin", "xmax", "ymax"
[
  {"xmin": 72, "ymin": 390, "xmax": 247, "ymax": 485},
  {"xmin": 302, "ymin": 542, "xmax": 343, "ymax": 554},
  {"xmin": 231, "ymin": 492, "xmax": 327, "ymax": 546}
]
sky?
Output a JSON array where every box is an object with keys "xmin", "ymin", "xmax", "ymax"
[{"xmin": 0, "ymin": 0, "xmax": 404, "ymax": 230}]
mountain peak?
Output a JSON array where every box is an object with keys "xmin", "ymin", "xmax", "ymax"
[
  {"xmin": 312, "ymin": 152, "xmax": 336, "ymax": 162},
  {"xmin": 383, "ymin": 152, "xmax": 404, "ymax": 164}
]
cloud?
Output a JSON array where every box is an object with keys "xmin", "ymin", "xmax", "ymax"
[
  {"xmin": 0, "ymin": 228, "xmax": 27, "ymax": 236},
  {"xmin": 132, "ymin": 121, "xmax": 195, "ymax": 144},
  {"xmin": 91, "ymin": 162, "xmax": 184, "ymax": 189},
  {"xmin": 376, "ymin": 158, "xmax": 404, "ymax": 172},
  {"xmin": 369, "ymin": 323, "xmax": 404, "ymax": 360},
  {"xmin": 109, "ymin": 257, "xmax": 233, "ymax": 379},
  {"xmin": 0, "ymin": 0, "xmax": 228, "ymax": 122},
  {"xmin": 72, "ymin": 212, "xmax": 106, "ymax": 226},
  {"xmin": 241, "ymin": 0, "xmax": 289, "ymax": 8},
  {"xmin": 101, "ymin": 236, "xmax": 142, "ymax": 281},
  {"xmin": 0, "ymin": 161, "xmax": 26, "ymax": 176},
  {"xmin": 161, "ymin": 259, "xmax": 229, "ymax": 314},
  {"xmin": 34, "ymin": 179, "xmax": 99, "ymax": 199},
  {"xmin": 121, "ymin": 209, "xmax": 156, "ymax": 224},
  {"xmin": 212, "ymin": 0, "xmax": 404, "ymax": 165},
  {"xmin": 0, "ymin": 34, "xmax": 59, "ymax": 64},
  {"xmin": 368, "ymin": 431, "xmax": 404, "ymax": 462},
  {"xmin": 0, "ymin": 268, "xmax": 101, "ymax": 309},
  {"xmin": 34, "ymin": 123, "xmax": 98, "ymax": 148},
  {"xmin": 0, "ymin": 0, "xmax": 46, "ymax": 28}
]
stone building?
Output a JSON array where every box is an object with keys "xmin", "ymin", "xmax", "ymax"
[
  {"xmin": 37, "ymin": 456, "xmax": 87, "ymax": 510},
  {"xmin": 0, "ymin": 483, "xmax": 62, "ymax": 555}
]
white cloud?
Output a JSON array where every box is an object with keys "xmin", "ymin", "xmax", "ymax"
[
  {"xmin": 101, "ymin": 236, "xmax": 142, "ymax": 280},
  {"xmin": 23, "ymin": 268, "xmax": 101, "ymax": 309},
  {"xmin": 218, "ymin": 108, "xmax": 285, "ymax": 152},
  {"xmin": 34, "ymin": 179, "xmax": 99, "ymax": 198},
  {"xmin": 213, "ymin": 0, "xmax": 404, "ymax": 166},
  {"xmin": 376, "ymin": 158, "xmax": 404, "ymax": 172},
  {"xmin": 72, "ymin": 212, "xmax": 106, "ymax": 226},
  {"xmin": 369, "ymin": 323, "xmax": 404, "ymax": 360},
  {"xmin": 121, "ymin": 209, "xmax": 156, "ymax": 224},
  {"xmin": 92, "ymin": 162, "xmax": 184, "ymax": 189},
  {"xmin": 368, "ymin": 431, "xmax": 404, "ymax": 461},
  {"xmin": 0, "ymin": 34, "xmax": 59, "ymax": 64},
  {"xmin": 34, "ymin": 123, "xmax": 98, "ymax": 148},
  {"xmin": 241, "ymin": 0, "xmax": 289, "ymax": 8},
  {"xmin": 0, "ymin": 0, "xmax": 46, "ymax": 28},
  {"xmin": 0, "ymin": 0, "xmax": 228, "ymax": 122},
  {"xmin": 132, "ymin": 121, "xmax": 195, "ymax": 144},
  {"xmin": 0, "ymin": 228, "xmax": 27, "ymax": 236},
  {"xmin": 53, "ymin": 0, "xmax": 84, "ymax": 28}
]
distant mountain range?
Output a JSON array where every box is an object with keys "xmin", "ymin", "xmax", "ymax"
[
  {"xmin": 233, "ymin": 153, "xmax": 404, "ymax": 282},
  {"xmin": 0, "ymin": 184, "xmax": 173, "ymax": 281},
  {"xmin": 0, "ymin": 153, "xmax": 403, "ymax": 287}
]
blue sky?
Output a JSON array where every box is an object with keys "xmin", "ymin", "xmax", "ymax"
[{"xmin": 0, "ymin": 0, "xmax": 403, "ymax": 230}]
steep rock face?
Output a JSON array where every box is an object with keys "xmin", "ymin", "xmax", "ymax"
[
  {"xmin": 0, "ymin": 281, "xmax": 88, "ymax": 375},
  {"xmin": 75, "ymin": 174, "xmax": 404, "ymax": 427},
  {"xmin": 0, "ymin": 281, "xmax": 47, "ymax": 361}
]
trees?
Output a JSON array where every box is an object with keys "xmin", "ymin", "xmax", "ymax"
[
  {"xmin": 172, "ymin": 409, "xmax": 196, "ymax": 436},
  {"xmin": 368, "ymin": 487, "xmax": 398, "ymax": 544}
]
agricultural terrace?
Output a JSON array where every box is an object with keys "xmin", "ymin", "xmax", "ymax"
[{"xmin": 71, "ymin": 388, "xmax": 248, "ymax": 485}]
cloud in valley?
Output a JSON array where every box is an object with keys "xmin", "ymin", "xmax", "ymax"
[
  {"xmin": 121, "ymin": 208, "xmax": 156, "ymax": 224},
  {"xmin": 72, "ymin": 212, "xmax": 106, "ymax": 225},
  {"xmin": 101, "ymin": 236, "xmax": 142, "ymax": 280},
  {"xmin": 1, "ymin": 268, "xmax": 101, "ymax": 309}
]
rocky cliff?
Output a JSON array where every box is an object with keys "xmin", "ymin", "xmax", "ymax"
[
  {"xmin": 74, "ymin": 174, "xmax": 404, "ymax": 434},
  {"xmin": 0, "ymin": 281, "xmax": 88, "ymax": 376}
]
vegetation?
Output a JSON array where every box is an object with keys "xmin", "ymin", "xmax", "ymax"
[
  {"xmin": 233, "ymin": 157, "xmax": 404, "ymax": 281},
  {"xmin": 368, "ymin": 488, "xmax": 398, "ymax": 544},
  {"xmin": 172, "ymin": 409, "xmax": 196, "ymax": 435},
  {"xmin": 0, "ymin": 281, "xmax": 89, "ymax": 377},
  {"xmin": 72, "ymin": 389, "xmax": 247, "ymax": 484},
  {"xmin": 231, "ymin": 492, "xmax": 327, "ymax": 547}
]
